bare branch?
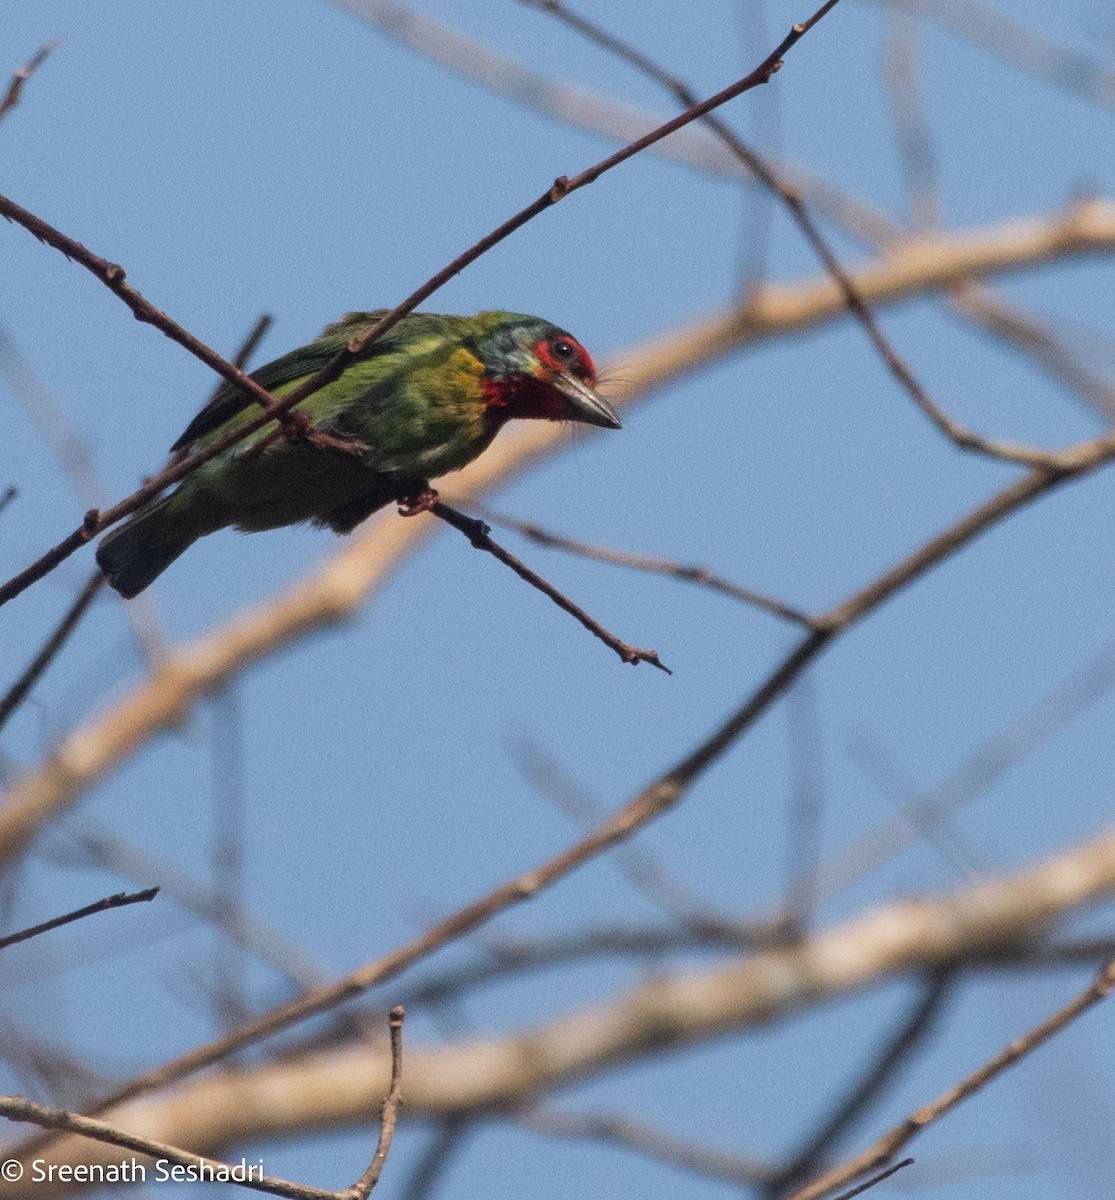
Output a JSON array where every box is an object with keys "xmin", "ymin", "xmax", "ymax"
[
  {"xmin": 0, "ymin": 572, "xmax": 103, "ymax": 734},
  {"xmin": 429, "ymin": 500, "xmax": 669, "ymax": 672},
  {"xmin": 524, "ymin": 1107, "xmax": 774, "ymax": 1187},
  {"xmin": 0, "ymin": 41, "xmax": 57, "ymax": 127},
  {"xmin": 828, "ymin": 1158, "xmax": 914, "ymax": 1200},
  {"xmin": 347, "ymin": 1006, "xmax": 405, "ymax": 1199},
  {"xmin": 522, "ymin": 0, "xmax": 1064, "ymax": 468},
  {"xmin": 886, "ymin": 0, "xmax": 1115, "ymax": 107},
  {"xmin": 397, "ymin": 1121, "xmax": 470, "ymax": 1200},
  {"xmin": 509, "ymin": 738, "xmax": 717, "ymax": 925},
  {"xmin": 882, "ymin": 9, "xmax": 941, "ymax": 232},
  {"xmin": 8, "ymin": 194, "xmax": 1115, "ymax": 867},
  {"xmin": 475, "ymin": 505, "xmax": 816, "ymax": 626},
  {"xmin": 71, "ymin": 828, "xmax": 327, "ymax": 992},
  {"xmin": 813, "ymin": 634, "xmax": 1115, "ymax": 903},
  {"xmin": 397, "ymin": 919, "xmax": 777, "ymax": 1009},
  {"xmin": 0, "ymin": 324, "xmax": 164, "ymax": 663},
  {"xmin": 0, "ymin": 888, "xmax": 158, "ymax": 952}
]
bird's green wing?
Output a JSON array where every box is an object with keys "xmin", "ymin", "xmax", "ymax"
[{"xmin": 170, "ymin": 310, "xmax": 400, "ymax": 451}]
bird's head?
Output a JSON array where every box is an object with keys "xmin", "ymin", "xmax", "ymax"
[{"xmin": 475, "ymin": 313, "xmax": 622, "ymax": 431}]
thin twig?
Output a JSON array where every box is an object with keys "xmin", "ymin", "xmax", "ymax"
[
  {"xmin": 398, "ymin": 1120, "xmax": 471, "ymax": 1200},
  {"xmin": 429, "ymin": 501, "xmax": 670, "ymax": 672},
  {"xmin": 0, "ymin": 486, "xmax": 15, "ymax": 518},
  {"xmin": 780, "ymin": 676, "xmax": 825, "ymax": 931},
  {"xmin": 510, "ymin": 738, "xmax": 716, "ymax": 924},
  {"xmin": 813, "ymin": 633, "xmax": 1115, "ymax": 904},
  {"xmin": 829, "ymin": 1158, "xmax": 914, "ymax": 1200},
  {"xmin": 398, "ymin": 919, "xmax": 780, "ymax": 1009},
  {"xmin": 70, "ymin": 827, "xmax": 327, "ymax": 992},
  {"xmin": 347, "ymin": 1006, "xmax": 405, "ymax": 1198},
  {"xmin": 326, "ymin": 2, "xmax": 1115, "ymax": 420},
  {"xmin": 949, "ymin": 282, "xmax": 1115, "ymax": 424},
  {"xmin": 0, "ymin": 195, "xmax": 353, "ymax": 456},
  {"xmin": 7, "ymin": 242, "xmax": 1115, "ymax": 869},
  {"xmin": 16, "ymin": 227, "xmax": 1115, "ymax": 1178},
  {"xmin": 841, "ymin": 727, "xmax": 984, "ymax": 879},
  {"xmin": 476, "ymin": 505, "xmax": 816, "ymax": 626},
  {"xmin": 1, "ymin": 432, "xmax": 1106, "ymax": 1164},
  {"xmin": 205, "ymin": 314, "xmax": 274, "ymax": 405},
  {"xmin": 0, "ymin": 323, "xmax": 165, "ymax": 664},
  {"xmin": 788, "ymin": 960, "xmax": 1115, "ymax": 1200},
  {"xmin": 0, "ymin": 41, "xmax": 57, "ymax": 126},
  {"xmin": 0, "ymin": 887, "xmax": 158, "ymax": 951},
  {"xmin": 23, "ymin": 828, "xmax": 1115, "ymax": 1172},
  {"xmin": 524, "ymin": 1107, "xmax": 774, "ymax": 1186},
  {"xmin": 882, "ymin": 9, "xmax": 941, "ymax": 232},
  {"xmin": 0, "ymin": 0, "xmax": 840, "ymax": 610},
  {"xmin": 210, "ymin": 685, "xmax": 250, "ymax": 1031},
  {"xmin": 0, "ymin": 572, "xmax": 103, "ymax": 734},
  {"xmin": 890, "ymin": 0, "xmax": 1115, "ymax": 108}
]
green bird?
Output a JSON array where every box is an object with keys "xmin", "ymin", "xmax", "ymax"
[{"xmin": 96, "ymin": 310, "xmax": 621, "ymax": 598}]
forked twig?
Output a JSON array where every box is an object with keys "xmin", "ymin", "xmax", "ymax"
[
  {"xmin": 429, "ymin": 501, "xmax": 669, "ymax": 672},
  {"xmin": 769, "ymin": 973, "xmax": 952, "ymax": 1195}
]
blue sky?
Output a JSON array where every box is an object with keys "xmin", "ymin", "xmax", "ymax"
[{"xmin": 4, "ymin": 2, "xmax": 1115, "ymax": 1197}]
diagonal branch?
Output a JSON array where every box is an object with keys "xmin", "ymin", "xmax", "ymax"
[
  {"xmin": 523, "ymin": 1106, "xmax": 775, "ymax": 1187},
  {"xmin": 0, "ymin": 41, "xmax": 57, "ymax": 127},
  {"xmin": 0, "ymin": 572, "xmax": 103, "ymax": 734},
  {"xmin": 429, "ymin": 501, "xmax": 669, "ymax": 671},
  {"xmin": 0, "ymin": 888, "xmax": 158, "ymax": 952}
]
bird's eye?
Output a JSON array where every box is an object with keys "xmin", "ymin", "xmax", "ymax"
[{"xmin": 549, "ymin": 338, "xmax": 577, "ymax": 364}]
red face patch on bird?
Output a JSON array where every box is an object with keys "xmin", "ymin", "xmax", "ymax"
[
  {"xmin": 480, "ymin": 327, "xmax": 619, "ymax": 429},
  {"xmin": 533, "ymin": 335, "xmax": 597, "ymax": 386}
]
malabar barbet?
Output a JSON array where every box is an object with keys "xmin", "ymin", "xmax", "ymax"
[{"xmin": 96, "ymin": 310, "xmax": 621, "ymax": 598}]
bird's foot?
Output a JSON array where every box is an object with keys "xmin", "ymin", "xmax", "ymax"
[{"xmin": 397, "ymin": 487, "xmax": 439, "ymax": 517}]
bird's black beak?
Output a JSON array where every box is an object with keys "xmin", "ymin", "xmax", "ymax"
[{"xmin": 554, "ymin": 373, "xmax": 622, "ymax": 430}]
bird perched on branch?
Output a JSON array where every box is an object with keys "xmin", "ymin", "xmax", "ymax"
[{"xmin": 96, "ymin": 310, "xmax": 621, "ymax": 598}]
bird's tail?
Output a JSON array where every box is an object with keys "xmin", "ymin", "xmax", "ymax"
[{"xmin": 95, "ymin": 495, "xmax": 198, "ymax": 598}]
